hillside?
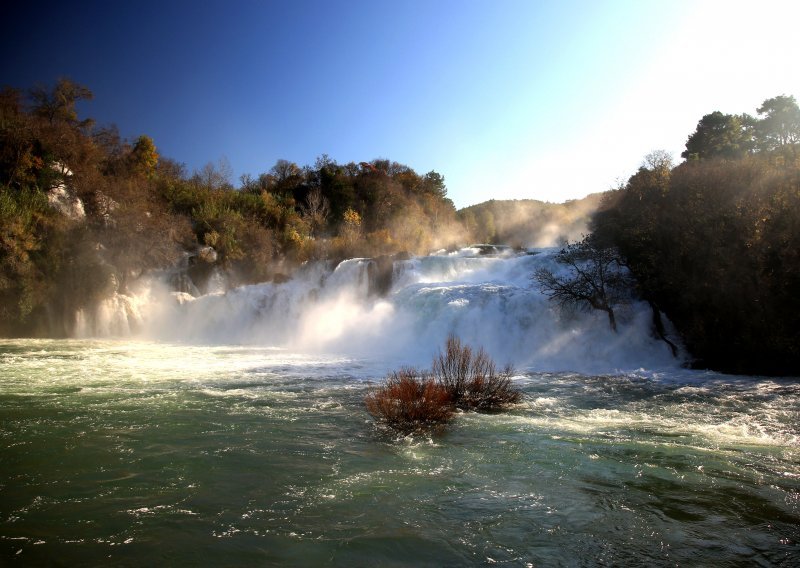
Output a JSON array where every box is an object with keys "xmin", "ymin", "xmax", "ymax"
[{"xmin": 457, "ymin": 193, "xmax": 605, "ymax": 248}]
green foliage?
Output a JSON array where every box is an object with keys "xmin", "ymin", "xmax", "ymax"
[
  {"xmin": 420, "ymin": 170, "xmax": 447, "ymax": 198},
  {"xmin": 0, "ymin": 186, "xmax": 68, "ymax": 334},
  {"xmin": 681, "ymin": 95, "xmax": 800, "ymax": 163},
  {"xmin": 756, "ymin": 95, "xmax": 800, "ymax": 154},
  {"xmin": 681, "ymin": 111, "xmax": 754, "ymax": 161},
  {"xmin": 165, "ymin": 154, "xmax": 461, "ymax": 266}
]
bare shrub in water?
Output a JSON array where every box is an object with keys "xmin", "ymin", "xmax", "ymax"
[
  {"xmin": 365, "ymin": 367, "xmax": 453, "ymax": 433},
  {"xmin": 433, "ymin": 335, "xmax": 522, "ymax": 411},
  {"xmin": 366, "ymin": 337, "xmax": 523, "ymax": 433}
]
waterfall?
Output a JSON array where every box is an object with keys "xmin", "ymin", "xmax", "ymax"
[{"xmin": 74, "ymin": 248, "xmax": 682, "ymax": 373}]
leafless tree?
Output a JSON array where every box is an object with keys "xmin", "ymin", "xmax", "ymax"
[
  {"xmin": 534, "ymin": 237, "xmax": 633, "ymax": 332},
  {"xmin": 194, "ymin": 158, "xmax": 233, "ymax": 190},
  {"xmin": 302, "ymin": 187, "xmax": 330, "ymax": 238}
]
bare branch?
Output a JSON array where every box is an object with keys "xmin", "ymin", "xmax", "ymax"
[{"xmin": 534, "ymin": 238, "xmax": 632, "ymax": 332}]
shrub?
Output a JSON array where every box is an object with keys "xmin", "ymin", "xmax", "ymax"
[
  {"xmin": 365, "ymin": 337, "xmax": 523, "ymax": 433},
  {"xmin": 365, "ymin": 367, "xmax": 453, "ymax": 433},
  {"xmin": 433, "ymin": 335, "xmax": 522, "ymax": 411}
]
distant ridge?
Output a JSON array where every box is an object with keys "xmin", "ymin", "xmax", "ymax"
[{"xmin": 457, "ymin": 192, "xmax": 605, "ymax": 248}]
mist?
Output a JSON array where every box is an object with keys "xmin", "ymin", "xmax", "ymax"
[
  {"xmin": 71, "ymin": 248, "xmax": 679, "ymax": 375},
  {"xmin": 458, "ymin": 193, "xmax": 603, "ymax": 248}
]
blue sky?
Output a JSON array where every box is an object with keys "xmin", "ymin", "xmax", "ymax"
[{"xmin": 3, "ymin": 0, "xmax": 799, "ymax": 208}]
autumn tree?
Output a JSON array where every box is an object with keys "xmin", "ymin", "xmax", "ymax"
[
  {"xmin": 593, "ymin": 137, "xmax": 800, "ymax": 374},
  {"xmin": 29, "ymin": 78, "xmax": 93, "ymax": 127},
  {"xmin": 1, "ymin": 78, "xmax": 467, "ymax": 334},
  {"xmin": 340, "ymin": 207, "xmax": 362, "ymax": 244},
  {"xmin": 270, "ymin": 159, "xmax": 303, "ymax": 196},
  {"xmin": 0, "ymin": 87, "xmax": 36, "ymax": 190},
  {"xmin": 129, "ymin": 135, "xmax": 159, "ymax": 176},
  {"xmin": 193, "ymin": 158, "xmax": 233, "ymax": 190}
]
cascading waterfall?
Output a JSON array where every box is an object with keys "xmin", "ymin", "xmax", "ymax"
[{"xmin": 74, "ymin": 247, "xmax": 680, "ymax": 373}]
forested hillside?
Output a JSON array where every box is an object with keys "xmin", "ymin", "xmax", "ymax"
[
  {"xmin": 591, "ymin": 96, "xmax": 800, "ymax": 375},
  {"xmin": 458, "ymin": 193, "xmax": 603, "ymax": 247},
  {"xmin": 0, "ymin": 80, "xmax": 464, "ymax": 336}
]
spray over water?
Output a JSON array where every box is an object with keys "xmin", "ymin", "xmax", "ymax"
[{"xmin": 75, "ymin": 248, "xmax": 680, "ymax": 373}]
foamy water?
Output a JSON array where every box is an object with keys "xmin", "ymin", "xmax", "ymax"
[
  {"xmin": 1, "ymin": 340, "xmax": 798, "ymax": 565},
  {"xmin": 73, "ymin": 249, "xmax": 681, "ymax": 374}
]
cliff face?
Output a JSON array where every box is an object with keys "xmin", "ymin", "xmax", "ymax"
[{"xmin": 46, "ymin": 163, "xmax": 85, "ymax": 221}]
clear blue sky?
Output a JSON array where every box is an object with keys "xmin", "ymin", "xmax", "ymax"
[{"xmin": 3, "ymin": 0, "xmax": 798, "ymax": 207}]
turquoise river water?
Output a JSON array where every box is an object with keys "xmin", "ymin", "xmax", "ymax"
[{"xmin": 1, "ymin": 339, "xmax": 798, "ymax": 566}]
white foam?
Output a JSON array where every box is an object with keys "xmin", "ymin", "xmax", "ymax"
[{"xmin": 73, "ymin": 249, "xmax": 684, "ymax": 374}]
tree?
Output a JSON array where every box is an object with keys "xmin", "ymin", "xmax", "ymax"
[
  {"xmin": 129, "ymin": 135, "xmax": 158, "ymax": 176},
  {"xmin": 29, "ymin": 78, "xmax": 93, "ymax": 127},
  {"xmin": 681, "ymin": 111, "xmax": 753, "ymax": 161},
  {"xmin": 756, "ymin": 95, "xmax": 800, "ymax": 153},
  {"xmin": 642, "ymin": 149, "xmax": 673, "ymax": 174},
  {"xmin": 270, "ymin": 159, "xmax": 302, "ymax": 184},
  {"xmin": 317, "ymin": 161, "xmax": 354, "ymax": 222},
  {"xmin": 238, "ymin": 173, "xmax": 259, "ymax": 194},
  {"xmin": 340, "ymin": 207, "xmax": 362, "ymax": 244},
  {"xmin": 534, "ymin": 237, "xmax": 632, "ymax": 332},
  {"xmin": 0, "ymin": 87, "xmax": 37, "ymax": 189},
  {"xmin": 591, "ymin": 139, "xmax": 800, "ymax": 373},
  {"xmin": 420, "ymin": 170, "xmax": 447, "ymax": 198},
  {"xmin": 193, "ymin": 158, "xmax": 233, "ymax": 190},
  {"xmin": 302, "ymin": 187, "xmax": 330, "ymax": 238}
]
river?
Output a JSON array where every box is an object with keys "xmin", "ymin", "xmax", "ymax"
[{"xmin": 1, "ymin": 250, "xmax": 798, "ymax": 565}]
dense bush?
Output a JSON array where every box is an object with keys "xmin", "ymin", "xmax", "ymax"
[
  {"xmin": 366, "ymin": 336, "xmax": 522, "ymax": 433},
  {"xmin": 364, "ymin": 368, "xmax": 454, "ymax": 434}
]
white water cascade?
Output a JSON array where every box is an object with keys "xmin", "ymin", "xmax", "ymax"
[{"xmin": 73, "ymin": 248, "xmax": 682, "ymax": 373}]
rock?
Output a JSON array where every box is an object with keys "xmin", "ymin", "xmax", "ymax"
[
  {"xmin": 469, "ymin": 244, "xmax": 513, "ymax": 256},
  {"xmin": 94, "ymin": 191, "xmax": 119, "ymax": 227},
  {"xmin": 197, "ymin": 246, "xmax": 218, "ymax": 264},
  {"xmin": 368, "ymin": 255, "xmax": 395, "ymax": 297},
  {"xmin": 47, "ymin": 185, "xmax": 85, "ymax": 220}
]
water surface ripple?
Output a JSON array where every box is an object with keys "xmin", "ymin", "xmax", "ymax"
[{"xmin": 1, "ymin": 340, "xmax": 798, "ymax": 566}]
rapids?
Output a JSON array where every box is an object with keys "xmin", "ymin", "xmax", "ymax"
[{"xmin": 0, "ymin": 341, "xmax": 798, "ymax": 565}]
